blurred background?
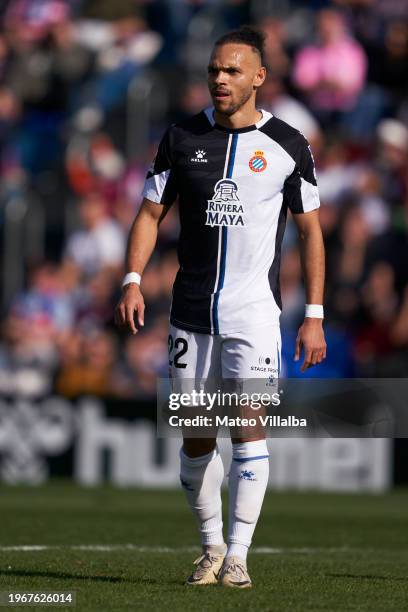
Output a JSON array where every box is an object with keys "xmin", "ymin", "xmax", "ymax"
[{"xmin": 0, "ymin": 0, "xmax": 407, "ymax": 488}]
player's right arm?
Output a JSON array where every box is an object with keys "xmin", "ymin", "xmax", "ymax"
[
  {"xmin": 114, "ymin": 198, "xmax": 170, "ymax": 334},
  {"xmin": 115, "ymin": 125, "xmax": 178, "ymax": 334}
]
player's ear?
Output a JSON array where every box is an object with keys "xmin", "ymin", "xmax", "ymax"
[{"xmin": 253, "ymin": 66, "xmax": 266, "ymax": 89}]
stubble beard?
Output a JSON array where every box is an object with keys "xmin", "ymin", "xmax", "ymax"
[{"xmin": 215, "ymin": 87, "xmax": 254, "ymax": 117}]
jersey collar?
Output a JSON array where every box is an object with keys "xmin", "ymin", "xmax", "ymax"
[{"xmin": 203, "ymin": 106, "xmax": 272, "ymax": 133}]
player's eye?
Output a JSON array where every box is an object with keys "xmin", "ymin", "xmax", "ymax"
[
  {"xmin": 207, "ymin": 67, "xmax": 217, "ymax": 75},
  {"xmin": 226, "ymin": 68, "xmax": 238, "ymax": 74}
]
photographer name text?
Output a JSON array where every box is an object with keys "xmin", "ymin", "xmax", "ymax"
[{"xmin": 167, "ymin": 415, "xmax": 307, "ymax": 428}]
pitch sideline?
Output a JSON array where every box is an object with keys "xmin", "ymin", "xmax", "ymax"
[{"xmin": 0, "ymin": 545, "xmax": 353, "ymax": 554}]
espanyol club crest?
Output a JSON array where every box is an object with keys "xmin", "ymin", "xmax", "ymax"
[{"xmin": 249, "ymin": 150, "xmax": 267, "ymax": 173}]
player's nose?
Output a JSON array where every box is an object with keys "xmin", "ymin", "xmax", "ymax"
[{"xmin": 213, "ymin": 70, "xmax": 227, "ymax": 85}]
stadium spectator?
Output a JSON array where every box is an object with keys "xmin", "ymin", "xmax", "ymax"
[
  {"xmin": 366, "ymin": 21, "xmax": 408, "ymax": 110},
  {"xmin": 111, "ymin": 325, "xmax": 168, "ymax": 398},
  {"xmin": 259, "ymin": 16, "xmax": 291, "ymax": 80},
  {"xmin": 64, "ymin": 192, "xmax": 125, "ymax": 278},
  {"xmin": 55, "ymin": 327, "xmax": 117, "ymax": 397},
  {"xmin": 375, "ymin": 119, "xmax": 408, "ymax": 208},
  {"xmin": 293, "ymin": 8, "xmax": 367, "ymax": 125}
]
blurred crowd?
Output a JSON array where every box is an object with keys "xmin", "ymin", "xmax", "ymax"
[{"xmin": 0, "ymin": 0, "xmax": 407, "ymax": 400}]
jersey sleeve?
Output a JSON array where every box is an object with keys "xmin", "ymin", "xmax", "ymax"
[
  {"xmin": 141, "ymin": 127, "xmax": 178, "ymax": 206},
  {"xmin": 283, "ymin": 135, "xmax": 320, "ymax": 214}
]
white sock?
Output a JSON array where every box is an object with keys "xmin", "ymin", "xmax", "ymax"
[
  {"xmin": 227, "ymin": 439, "xmax": 269, "ymax": 562},
  {"xmin": 180, "ymin": 446, "xmax": 225, "ymax": 548}
]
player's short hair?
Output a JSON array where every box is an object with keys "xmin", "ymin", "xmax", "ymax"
[{"xmin": 214, "ymin": 26, "xmax": 266, "ymax": 65}]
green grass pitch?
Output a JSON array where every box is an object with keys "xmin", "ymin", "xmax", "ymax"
[{"xmin": 0, "ymin": 483, "xmax": 407, "ymax": 611}]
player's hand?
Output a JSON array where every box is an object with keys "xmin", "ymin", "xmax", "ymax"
[
  {"xmin": 294, "ymin": 318, "xmax": 326, "ymax": 373},
  {"xmin": 114, "ymin": 283, "xmax": 145, "ymax": 335}
]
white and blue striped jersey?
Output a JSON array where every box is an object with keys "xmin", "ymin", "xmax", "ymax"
[{"xmin": 142, "ymin": 107, "xmax": 320, "ymax": 335}]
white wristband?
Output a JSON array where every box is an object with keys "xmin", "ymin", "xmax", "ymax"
[
  {"xmin": 305, "ymin": 304, "xmax": 324, "ymax": 319},
  {"xmin": 122, "ymin": 272, "xmax": 141, "ymax": 287}
]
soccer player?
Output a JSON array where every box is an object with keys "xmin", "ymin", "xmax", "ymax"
[{"xmin": 115, "ymin": 26, "xmax": 326, "ymax": 588}]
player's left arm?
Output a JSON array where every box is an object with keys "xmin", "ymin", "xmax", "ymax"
[{"xmin": 292, "ymin": 209, "xmax": 326, "ymax": 372}]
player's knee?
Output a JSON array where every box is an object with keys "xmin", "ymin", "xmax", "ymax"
[
  {"xmin": 194, "ymin": 500, "xmax": 222, "ymax": 521},
  {"xmin": 234, "ymin": 506, "xmax": 261, "ymax": 524}
]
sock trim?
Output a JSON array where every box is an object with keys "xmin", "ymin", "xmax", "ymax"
[
  {"xmin": 233, "ymin": 455, "xmax": 269, "ymax": 462},
  {"xmin": 232, "ymin": 439, "xmax": 269, "ymax": 460}
]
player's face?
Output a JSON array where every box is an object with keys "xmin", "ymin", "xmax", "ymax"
[{"xmin": 208, "ymin": 43, "xmax": 265, "ymax": 116}]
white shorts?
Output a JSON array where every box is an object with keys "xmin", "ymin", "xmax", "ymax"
[{"xmin": 168, "ymin": 323, "xmax": 281, "ymax": 392}]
